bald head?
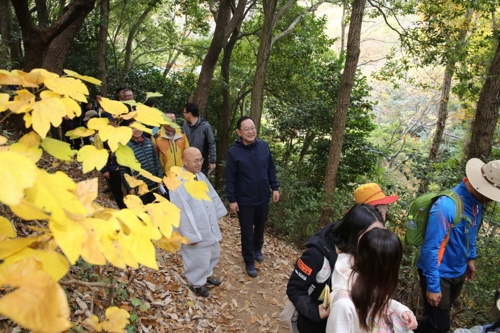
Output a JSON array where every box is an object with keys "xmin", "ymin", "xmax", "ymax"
[{"xmin": 183, "ymin": 147, "xmax": 203, "ymax": 174}]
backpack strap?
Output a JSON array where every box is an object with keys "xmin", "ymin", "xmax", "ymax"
[{"xmin": 435, "ymin": 190, "xmax": 470, "ymax": 265}]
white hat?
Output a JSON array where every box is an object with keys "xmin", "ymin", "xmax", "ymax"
[
  {"xmin": 83, "ymin": 110, "xmax": 98, "ymax": 122},
  {"xmin": 466, "ymin": 158, "xmax": 500, "ymax": 202}
]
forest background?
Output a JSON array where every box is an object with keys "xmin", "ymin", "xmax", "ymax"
[{"xmin": 1, "ymin": 0, "xmax": 500, "ymax": 331}]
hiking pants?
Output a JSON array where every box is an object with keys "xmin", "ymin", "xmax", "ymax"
[
  {"xmin": 415, "ymin": 268, "xmax": 465, "ymax": 333},
  {"xmin": 237, "ymin": 202, "xmax": 269, "ymax": 265}
]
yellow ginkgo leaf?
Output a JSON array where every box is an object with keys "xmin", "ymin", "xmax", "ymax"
[
  {"xmin": 30, "ymin": 68, "xmax": 59, "ymax": 83},
  {"xmin": 19, "ymin": 131, "xmax": 40, "ymax": 148},
  {"xmin": 72, "ymin": 178, "xmax": 98, "ymax": 213},
  {"xmin": 0, "ymin": 217, "xmax": 16, "ymax": 238},
  {"xmin": 0, "ymin": 258, "xmax": 71, "ymax": 333},
  {"xmin": 82, "ymin": 315, "xmax": 102, "ymax": 332},
  {"xmin": 133, "ymin": 104, "xmax": 168, "ymax": 127},
  {"xmin": 123, "ymin": 195, "xmax": 144, "ymax": 212},
  {"xmin": 9, "ymin": 198, "xmax": 50, "ymax": 221},
  {"xmin": 124, "ymin": 174, "xmax": 148, "ymax": 195},
  {"xmin": 170, "ymin": 166, "xmax": 195, "ymax": 181},
  {"xmin": 6, "ymin": 89, "xmax": 36, "ymax": 114},
  {"xmin": 23, "ymin": 112, "xmax": 32, "ymax": 128},
  {"xmin": 41, "ymin": 137, "xmax": 76, "ymax": 161},
  {"xmin": 145, "ymin": 92, "xmax": 163, "ymax": 99},
  {"xmin": 139, "ymin": 168, "xmax": 162, "ymax": 183},
  {"xmin": 88, "ymin": 117, "xmax": 109, "ymax": 130},
  {"xmin": 115, "ymin": 144, "xmax": 141, "ymax": 170},
  {"xmin": 77, "ymin": 145, "xmax": 108, "ymax": 173},
  {"xmin": 121, "ymin": 111, "xmax": 137, "ymax": 120},
  {"xmin": 3, "ymin": 248, "xmax": 69, "ymax": 281},
  {"xmin": 99, "ymin": 98, "xmax": 129, "ymax": 115},
  {"xmin": 145, "ymin": 200, "xmax": 181, "ymax": 239},
  {"xmin": 63, "ymin": 69, "xmax": 102, "ymax": 86},
  {"xmin": 129, "ymin": 121, "xmax": 152, "ymax": 134},
  {"xmin": 163, "ymin": 172, "xmax": 182, "ymax": 191},
  {"xmin": 99, "ymin": 125, "xmax": 132, "ymax": 152},
  {"xmin": 61, "ymin": 97, "xmax": 82, "ymax": 118},
  {"xmin": 101, "ymin": 307, "xmax": 130, "ymax": 332},
  {"xmin": 44, "ymin": 76, "xmax": 88, "ymax": 102},
  {"xmin": 49, "ymin": 217, "xmax": 86, "ymax": 264},
  {"xmin": 79, "ymin": 218, "xmax": 108, "ymax": 265},
  {"xmin": 0, "ymin": 151, "xmax": 37, "ymax": 206},
  {"xmin": 93, "ymin": 215, "xmax": 138, "ymax": 269},
  {"xmin": 113, "ymin": 210, "xmax": 160, "ymax": 269},
  {"xmin": 65, "ymin": 126, "xmax": 95, "ymax": 139},
  {"xmin": 0, "ymin": 236, "xmax": 37, "ymax": 260},
  {"xmin": 0, "ymin": 93, "xmax": 9, "ymax": 112},
  {"xmin": 0, "ymin": 69, "xmax": 22, "ymax": 86},
  {"xmin": 32, "ymin": 98, "xmax": 66, "ymax": 138},
  {"xmin": 155, "ymin": 231, "xmax": 189, "ymax": 253},
  {"xmin": 9, "ymin": 142, "xmax": 43, "ymax": 163},
  {"xmin": 16, "ymin": 70, "xmax": 44, "ymax": 87},
  {"xmin": 25, "ymin": 169, "xmax": 86, "ymax": 224},
  {"xmin": 185, "ymin": 179, "xmax": 211, "ymax": 201}
]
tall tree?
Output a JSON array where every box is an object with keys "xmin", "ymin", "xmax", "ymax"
[
  {"xmin": 249, "ymin": 0, "xmax": 335, "ymax": 133},
  {"xmin": 192, "ymin": 0, "xmax": 250, "ymax": 115},
  {"xmin": 97, "ymin": 0, "xmax": 109, "ymax": 95},
  {"xmin": 467, "ymin": 36, "xmax": 500, "ymax": 159},
  {"xmin": 321, "ymin": 0, "xmax": 367, "ymax": 224},
  {"xmin": 12, "ymin": 0, "xmax": 96, "ymax": 72}
]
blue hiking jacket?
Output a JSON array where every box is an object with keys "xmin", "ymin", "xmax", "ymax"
[
  {"xmin": 225, "ymin": 138, "xmax": 279, "ymax": 206},
  {"xmin": 417, "ymin": 179, "xmax": 482, "ymax": 293}
]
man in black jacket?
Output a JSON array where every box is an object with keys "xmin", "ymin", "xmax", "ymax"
[
  {"xmin": 225, "ymin": 116, "xmax": 280, "ymax": 278},
  {"xmin": 182, "ymin": 103, "xmax": 216, "ymax": 176},
  {"xmin": 120, "ymin": 121, "xmax": 163, "ymax": 205}
]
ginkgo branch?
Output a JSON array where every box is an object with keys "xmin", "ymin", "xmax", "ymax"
[
  {"xmin": 59, "ymin": 279, "xmax": 116, "ymax": 289},
  {"xmin": 0, "ymin": 111, "xmax": 12, "ymax": 124}
]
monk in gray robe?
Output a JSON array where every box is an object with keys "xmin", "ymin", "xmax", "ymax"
[{"xmin": 169, "ymin": 147, "xmax": 227, "ymax": 297}]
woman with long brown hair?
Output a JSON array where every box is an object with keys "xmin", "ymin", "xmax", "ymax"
[{"xmin": 326, "ymin": 228, "xmax": 417, "ymax": 332}]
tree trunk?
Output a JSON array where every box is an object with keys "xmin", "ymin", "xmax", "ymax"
[
  {"xmin": 43, "ymin": 11, "xmax": 92, "ymax": 74},
  {"xmin": 97, "ymin": 0, "xmax": 109, "ymax": 95},
  {"xmin": 123, "ymin": 3, "xmax": 156, "ymax": 74},
  {"xmin": 217, "ymin": 26, "xmax": 241, "ymax": 190},
  {"xmin": 320, "ymin": 0, "xmax": 366, "ymax": 224},
  {"xmin": 193, "ymin": 0, "xmax": 248, "ymax": 116},
  {"xmin": 419, "ymin": 64, "xmax": 453, "ymax": 193},
  {"xmin": 12, "ymin": 0, "xmax": 96, "ymax": 71},
  {"xmin": 249, "ymin": 0, "xmax": 278, "ymax": 133},
  {"xmin": 467, "ymin": 37, "xmax": 500, "ymax": 160},
  {"xmin": 0, "ymin": 0, "xmax": 11, "ymax": 67}
]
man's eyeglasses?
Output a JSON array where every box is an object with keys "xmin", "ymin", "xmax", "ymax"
[
  {"xmin": 186, "ymin": 158, "xmax": 204, "ymax": 164},
  {"xmin": 241, "ymin": 126, "xmax": 256, "ymax": 132}
]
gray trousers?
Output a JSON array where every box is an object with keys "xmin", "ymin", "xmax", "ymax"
[{"xmin": 180, "ymin": 242, "xmax": 220, "ymax": 288}]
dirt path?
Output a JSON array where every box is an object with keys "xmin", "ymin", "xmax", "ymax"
[{"xmin": 1, "ymin": 167, "xmax": 302, "ymax": 333}]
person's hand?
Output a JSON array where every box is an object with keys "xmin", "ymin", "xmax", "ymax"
[
  {"xmin": 318, "ymin": 304, "xmax": 330, "ymax": 319},
  {"xmin": 466, "ymin": 260, "xmax": 476, "ymax": 281},
  {"xmin": 128, "ymin": 189, "xmax": 136, "ymax": 195},
  {"xmin": 102, "ymin": 171, "xmax": 110, "ymax": 179},
  {"xmin": 273, "ymin": 190, "xmax": 280, "ymax": 203},
  {"xmin": 426, "ymin": 290, "xmax": 442, "ymax": 307},
  {"xmin": 230, "ymin": 202, "xmax": 239, "ymax": 215},
  {"xmin": 401, "ymin": 311, "xmax": 418, "ymax": 330},
  {"xmin": 209, "ymin": 163, "xmax": 216, "ymax": 172}
]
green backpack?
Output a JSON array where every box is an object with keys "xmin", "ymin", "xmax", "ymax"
[{"xmin": 405, "ymin": 190, "xmax": 464, "ymax": 247}]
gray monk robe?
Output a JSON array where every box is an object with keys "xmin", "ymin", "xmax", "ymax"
[{"xmin": 169, "ymin": 170, "xmax": 227, "ymax": 288}]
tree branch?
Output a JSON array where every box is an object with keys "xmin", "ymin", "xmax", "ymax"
[{"xmin": 60, "ymin": 279, "xmax": 115, "ymax": 289}]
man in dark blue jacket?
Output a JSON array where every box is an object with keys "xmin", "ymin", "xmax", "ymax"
[{"xmin": 225, "ymin": 116, "xmax": 280, "ymax": 277}]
